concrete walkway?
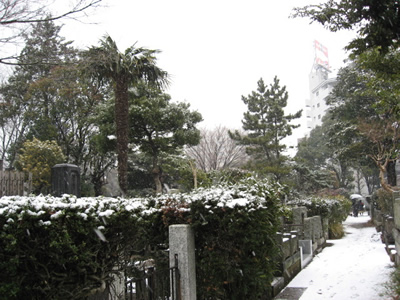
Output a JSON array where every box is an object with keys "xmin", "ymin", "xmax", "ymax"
[{"xmin": 275, "ymin": 215, "xmax": 395, "ymax": 300}]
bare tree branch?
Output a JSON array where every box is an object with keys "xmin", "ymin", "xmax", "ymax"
[
  {"xmin": 0, "ymin": 0, "xmax": 104, "ymax": 65},
  {"xmin": 0, "ymin": 0, "xmax": 103, "ymax": 25},
  {"xmin": 186, "ymin": 126, "xmax": 248, "ymax": 172}
]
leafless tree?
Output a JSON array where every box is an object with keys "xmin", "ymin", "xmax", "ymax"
[
  {"xmin": 0, "ymin": 0, "xmax": 103, "ymax": 64},
  {"xmin": 185, "ymin": 125, "xmax": 248, "ymax": 172}
]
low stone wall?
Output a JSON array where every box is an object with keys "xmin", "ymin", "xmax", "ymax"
[
  {"xmin": 292, "ymin": 206, "xmax": 327, "ymax": 252},
  {"xmin": 271, "ymin": 206, "xmax": 330, "ymax": 298},
  {"xmin": 273, "ymin": 207, "xmax": 327, "ymax": 292},
  {"xmin": 305, "ymin": 215, "xmax": 327, "ymax": 252},
  {"xmin": 276, "ymin": 230, "xmax": 301, "ymax": 283},
  {"xmin": 391, "ymin": 193, "xmax": 400, "ymax": 265}
]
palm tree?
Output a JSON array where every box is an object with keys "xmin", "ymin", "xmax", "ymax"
[{"xmin": 85, "ymin": 35, "xmax": 168, "ymax": 194}]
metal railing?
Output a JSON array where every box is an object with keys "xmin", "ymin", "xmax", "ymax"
[{"xmin": 126, "ymin": 254, "xmax": 180, "ymax": 300}]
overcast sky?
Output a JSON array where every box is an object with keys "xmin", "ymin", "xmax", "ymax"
[{"xmin": 59, "ymin": 0, "xmax": 356, "ymax": 148}]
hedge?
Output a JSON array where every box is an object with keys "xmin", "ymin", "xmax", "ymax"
[
  {"xmin": 0, "ymin": 177, "xmax": 285, "ymax": 300},
  {"xmin": 287, "ymin": 196, "xmax": 352, "ymax": 238}
]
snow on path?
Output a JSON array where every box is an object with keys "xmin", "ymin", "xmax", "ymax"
[{"xmin": 286, "ymin": 215, "xmax": 394, "ymax": 300}]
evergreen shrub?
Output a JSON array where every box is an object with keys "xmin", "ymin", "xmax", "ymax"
[
  {"xmin": 373, "ymin": 188, "xmax": 394, "ymax": 215},
  {"xmin": 0, "ymin": 177, "xmax": 285, "ymax": 299},
  {"xmin": 288, "ymin": 196, "xmax": 352, "ymax": 239},
  {"xmin": 159, "ymin": 177, "xmax": 285, "ymax": 299}
]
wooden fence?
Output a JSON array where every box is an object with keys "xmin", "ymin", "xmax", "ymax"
[{"xmin": 0, "ymin": 171, "xmax": 32, "ymax": 197}]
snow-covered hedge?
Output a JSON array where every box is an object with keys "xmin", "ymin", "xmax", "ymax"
[
  {"xmin": 288, "ymin": 196, "xmax": 351, "ymax": 223},
  {"xmin": 0, "ymin": 177, "xmax": 285, "ymax": 299},
  {"xmin": 0, "ymin": 194, "xmax": 156, "ymax": 299}
]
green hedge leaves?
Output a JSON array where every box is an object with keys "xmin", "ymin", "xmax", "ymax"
[{"xmin": 0, "ymin": 178, "xmax": 285, "ymax": 299}]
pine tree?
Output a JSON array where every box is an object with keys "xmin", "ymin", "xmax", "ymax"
[{"xmin": 230, "ymin": 76, "xmax": 302, "ymax": 180}]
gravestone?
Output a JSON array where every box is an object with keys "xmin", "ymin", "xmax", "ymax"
[{"xmin": 51, "ymin": 164, "xmax": 81, "ymax": 197}]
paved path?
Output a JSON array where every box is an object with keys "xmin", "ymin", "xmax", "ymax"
[{"xmin": 275, "ymin": 215, "xmax": 395, "ymax": 300}]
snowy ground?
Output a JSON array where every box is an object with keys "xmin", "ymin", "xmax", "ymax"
[{"xmin": 277, "ymin": 214, "xmax": 395, "ymax": 300}]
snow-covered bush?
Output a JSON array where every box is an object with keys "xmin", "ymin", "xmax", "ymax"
[
  {"xmin": 0, "ymin": 177, "xmax": 285, "ymax": 299},
  {"xmin": 0, "ymin": 195, "xmax": 158, "ymax": 299},
  {"xmin": 288, "ymin": 196, "xmax": 352, "ymax": 238},
  {"xmin": 158, "ymin": 177, "xmax": 286, "ymax": 299}
]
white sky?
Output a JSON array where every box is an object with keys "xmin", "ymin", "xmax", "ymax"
[{"xmin": 59, "ymin": 0, "xmax": 356, "ymax": 147}]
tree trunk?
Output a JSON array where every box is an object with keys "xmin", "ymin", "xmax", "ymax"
[
  {"xmin": 189, "ymin": 160, "xmax": 197, "ymax": 189},
  {"xmin": 152, "ymin": 155, "xmax": 163, "ymax": 194},
  {"xmin": 377, "ymin": 161, "xmax": 394, "ymax": 192},
  {"xmin": 114, "ymin": 79, "xmax": 129, "ymax": 195},
  {"xmin": 387, "ymin": 160, "xmax": 397, "ymax": 187},
  {"xmin": 152, "ymin": 166, "xmax": 163, "ymax": 194},
  {"xmin": 92, "ymin": 172, "xmax": 104, "ymax": 197}
]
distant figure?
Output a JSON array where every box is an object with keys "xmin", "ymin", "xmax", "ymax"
[
  {"xmin": 352, "ymin": 199, "xmax": 359, "ymax": 217},
  {"xmin": 358, "ymin": 200, "xmax": 365, "ymax": 215}
]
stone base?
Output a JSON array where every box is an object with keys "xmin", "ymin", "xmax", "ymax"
[
  {"xmin": 271, "ymin": 277, "xmax": 285, "ymax": 298},
  {"xmin": 274, "ymin": 287, "xmax": 307, "ymax": 300},
  {"xmin": 282, "ymin": 252, "xmax": 301, "ymax": 283}
]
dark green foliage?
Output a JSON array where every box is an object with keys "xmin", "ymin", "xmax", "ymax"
[
  {"xmin": 0, "ymin": 197, "xmax": 151, "ymax": 299},
  {"xmin": 0, "ymin": 177, "xmax": 285, "ymax": 299},
  {"xmin": 294, "ymin": 115, "xmax": 356, "ymax": 192},
  {"xmin": 0, "ymin": 20, "xmax": 77, "ymax": 167},
  {"xmin": 326, "ymin": 51, "xmax": 400, "ymax": 192},
  {"xmin": 288, "ymin": 195, "xmax": 352, "ymax": 239},
  {"xmin": 230, "ymin": 77, "xmax": 301, "ymax": 181},
  {"xmin": 373, "ymin": 188, "xmax": 394, "ymax": 215},
  {"xmin": 292, "ymin": 0, "xmax": 400, "ymax": 55},
  {"xmin": 207, "ymin": 168, "xmax": 254, "ymax": 186},
  {"xmin": 292, "ymin": 196, "xmax": 351, "ymax": 224},
  {"xmin": 129, "ymin": 84, "xmax": 202, "ymax": 193},
  {"xmin": 83, "ymin": 35, "xmax": 169, "ymax": 194},
  {"xmin": 291, "ymin": 163, "xmax": 333, "ymax": 194},
  {"xmin": 161, "ymin": 177, "xmax": 285, "ymax": 299},
  {"xmin": 0, "ymin": 19, "xmax": 114, "ymax": 195},
  {"xmin": 384, "ymin": 265, "xmax": 400, "ymax": 298}
]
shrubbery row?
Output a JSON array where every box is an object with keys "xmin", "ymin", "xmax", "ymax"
[
  {"xmin": 0, "ymin": 178, "xmax": 351, "ymax": 299},
  {"xmin": 0, "ymin": 178, "xmax": 286, "ymax": 300},
  {"xmin": 287, "ymin": 196, "xmax": 352, "ymax": 238}
]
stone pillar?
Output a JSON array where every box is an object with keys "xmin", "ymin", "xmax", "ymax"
[
  {"xmin": 392, "ymin": 194, "xmax": 400, "ymax": 265},
  {"xmin": 292, "ymin": 206, "xmax": 307, "ymax": 225},
  {"xmin": 394, "ymin": 194, "xmax": 400, "ymax": 229},
  {"xmin": 303, "ymin": 218, "xmax": 312, "ymax": 241},
  {"xmin": 51, "ymin": 164, "xmax": 81, "ymax": 197},
  {"xmin": 169, "ymin": 224, "xmax": 196, "ymax": 300}
]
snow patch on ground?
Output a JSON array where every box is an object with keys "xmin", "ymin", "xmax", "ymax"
[{"xmin": 286, "ymin": 215, "xmax": 394, "ymax": 300}]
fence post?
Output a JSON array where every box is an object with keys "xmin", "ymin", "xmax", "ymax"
[{"xmin": 169, "ymin": 224, "xmax": 196, "ymax": 300}]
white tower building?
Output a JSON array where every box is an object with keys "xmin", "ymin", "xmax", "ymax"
[{"xmin": 305, "ymin": 41, "xmax": 336, "ymax": 132}]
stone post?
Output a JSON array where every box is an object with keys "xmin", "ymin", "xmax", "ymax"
[
  {"xmin": 169, "ymin": 224, "xmax": 196, "ymax": 300},
  {"xmin": 392, "ymin": 193, "xmax": 400, "ymax": 265}
]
